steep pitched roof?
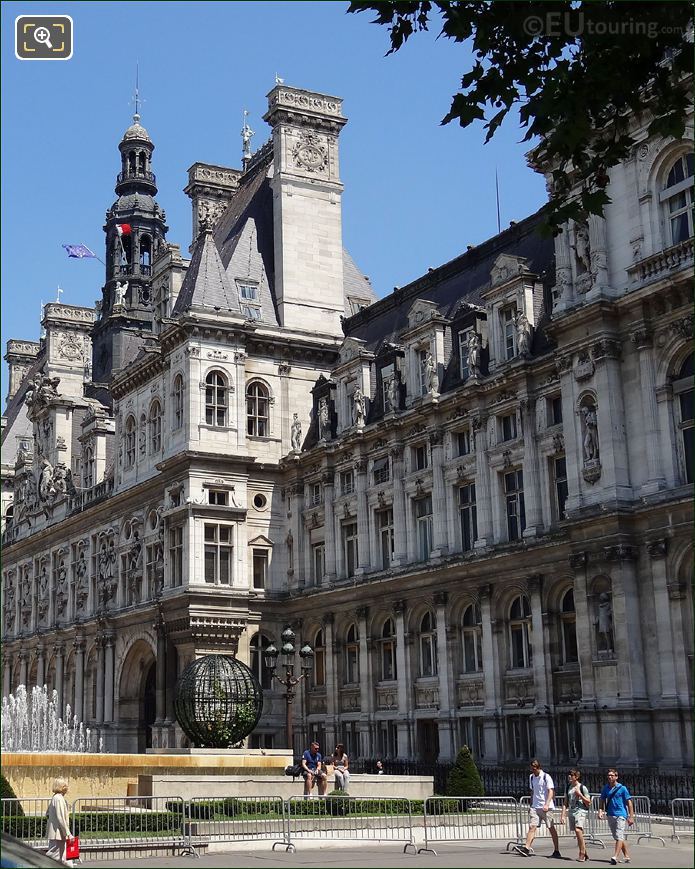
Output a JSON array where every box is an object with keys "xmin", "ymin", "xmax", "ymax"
[
  {"xmin": 343, "ymin": 208, "xmax": 554, "ymax": 352},
  {"xmin": 172, "ymin": 227, "xmax": 240, "ymax": 315}
]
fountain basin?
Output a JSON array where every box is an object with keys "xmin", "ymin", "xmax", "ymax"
[{"xmin": 2, "ymin": 749, "xmax": 292, "ymax": 801}]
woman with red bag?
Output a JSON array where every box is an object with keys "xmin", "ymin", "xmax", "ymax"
[{"xmin": 46, "ymin": 777, "xmax": 76, "ymax": 866}]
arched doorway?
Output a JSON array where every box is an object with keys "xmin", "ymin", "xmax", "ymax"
[{"xmin": 117, "ymin": 639, "xmax": 156, "ymax": 753}]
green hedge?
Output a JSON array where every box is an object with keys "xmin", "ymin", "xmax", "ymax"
[{"xmin": 2, "ymin": 812, "xmax": 183, "ymax": 838}]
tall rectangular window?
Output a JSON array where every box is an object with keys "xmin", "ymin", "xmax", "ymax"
[
  {"xmin": 204, "ymin": 524, "xmax": 232, "ymax": 584},
  {"xmin": 377, "ymin": 508, "xmax": 394, "ymax": 569},
  {"xmin": 457, "ymin": 428, "xmax": 472, "ymax": 456},
  {"xmin": 501, "ymin": 413, "xmax": 518, "ymax": 441},
  {"xmin": 548, "ymin": 395, "xmax": 563, "ymax": 426},
  {"xmin": 252, "ymin": 549, "xmax": 268, "ymax": 589},
  {"xmin": 414, "ymin": 444, "xmax": 429, "ymax": 470},
  {"xmin": 340, "ymin": 469, "xmax": 355, "ymax": 495},
  {"xmin": 418, "ymin": 349, "xmax": 429, "ymax": 395},
  {"xmin": 458, "ymin": 330, "xmax": 471, "ymax": 380},
  {"xmin": 553, "ymin": 456, "xmax": 568, "ymax": 520},
  {"xmin": 502, "ymin": 307, "xmax": 517, "ymax": 360},
  {"xmin": 373, "ymin": 457, "xmax": 390, "ymax": 485},
  {"xmin": 169, "ymin": 526, "xmax": 183, "ymax": 587},
  {"xmin": 311, "ymin": 543, "xmax": 325, "ymax": 586},
  {"xmin": 459, "ymin": 483, "xmax": 478, "ymax": 552},
  {"xmin": 504, "ymin": 469, "xmax": 526, "ymax": 541},
  {"xmin": 342, "ymin": 522, "xmax": 358, "ymax": 577},
  {"xmin": 415, "ymin": 495, "xmax": 433, "ymax": 561}
]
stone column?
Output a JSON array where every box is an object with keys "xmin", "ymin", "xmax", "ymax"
[
  {"xmin": 18, "ymin": 649, "xmax": 28, "ymax": 687},
  {"xmin": 430, "ymin": 430, "xmax": 449, "ymax": 557},
  {"xmin": 96, "ymin": 637, "xmax": 105, "ymax": 725},
  {"xmin": 568, "ymin": 552, "xmax": 598, "ymax": 764},
  {"xmin": 278, "ymin": 362, "xmax": 291, "ymax": 452},
  {"xmin": 3, "ymin": 653, "xmax": 12, "ymax": 698},
  {"xmin": 646, "ymin": 540, "xmax": 676, "ymax": 700},
  {"xmin": 54, "ymin": 644, "xmax": 65, "ymax": 715},
  {"xmin": 74, "ymin": 638, "xmax": 85, "ymax": 723},
  {"xmin": 473, "ymin": 415, "xmax": 493, "ymax": 547},
  {"xmin": 155, "ymin": 616, "xmax": 167, "ymax": 724},
  {"xmin": 593, "ymin": 340, "xmax": 632, "ymax": 501},
  {"xmin": 605, "ymin": 545, "xmax": 649, "ymax": 764},
  {"xmin": 480, "ymin": 585, "xmax": 500, "ymax": 763},
  {"xmin": 390, "ymin": 446, "xmax": 407, "ymax": 565},
  {"xmin": 434, "ymin": 591, "xmax": 453, "ymax": 760},
  {"xmin": 557, "ymin": 354, "xmax": 583, "ymax": 513},
  {"xmin": 394, "ymin": 600, "xmax": 410, "ymax": 757},
  {"xmin": 36, "ymin": 645, "xmax": 45, "ymax": 689},
  {"xmin": 528, "ymin": 575, "xmax": 550, "ymax": 759},
  {"xmin": 165, "ymin": 640, "xmax": 178, "ymax": 725},
  {"xmin": 323, "ymin": 614, "xmax": 337, "ymax": 748},
  {"xmin": 323, "ymin": 473, "xmax": 337, "ymax": 581},
  {"xmin": 521, "ymin": 400, "xmax": 543, "ymax": 537},
  {"xmin": 355, "ymin": 459, "xmax": 371, "ymax": 573},
  {"xmin": 631, "ymin": 330, "xmax": 665, "ymax": 494},
  {"xmin": 289, "ymin": 483, "xmax": 304, "ymax": 590},
  {"xmin": 234, "ymin": 351, "xmax": 247, "ymax": 451},
  {"xmin": 357, "ymin": 606, "xmax": 372, "ymax": 755},
  {"xmin": 104, "ymin": 635, "xmax": 115, "ymax": 723}
]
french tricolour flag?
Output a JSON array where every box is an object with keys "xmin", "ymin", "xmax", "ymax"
[{"xmin": 116, "ymin": 223, "xmax": 132, "ymax": 237}]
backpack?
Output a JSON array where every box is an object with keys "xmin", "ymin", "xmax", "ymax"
[{"xmin": 285, "ymin": 763, "xmax": 303, "ymax": 778}]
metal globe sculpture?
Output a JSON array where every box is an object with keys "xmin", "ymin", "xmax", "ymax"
[{"xmin": 174, "ymin": 655, "xmax": 263, "ymax": 748}]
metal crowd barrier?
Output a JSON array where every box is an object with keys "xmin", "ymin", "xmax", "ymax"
[
  {"xmin": 185, "ymin": 796, "xmax": 288, "ymax": 854},
  {"xmin": 285, "ymin": 796, "xmax": 416, "ymax": 853},
  {"xmin": 70, "ymin": 795, "xmax": 191, "ymax": 855},
  {"xmin": 419, "ymin": 796, "xmax": 521, "ymax": 855},
  {"xmin": 517, "ymin": 793, "xmax": 605, "ymax": 849},
  {"xmin": 671, "ymin": 798, "xmax": 694, "ymax": 843},
  {"xmin": 589, "ymin": 795, "xmax": 665, "ymax": 846},
  {"xmin": 0, "ymin": 797, "xmax": 52, "ymax": 850}
]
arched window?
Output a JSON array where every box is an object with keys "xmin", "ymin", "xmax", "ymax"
[
  {"xmin": 173, "ymin": 374, "xmax": 184, "ymax": 430},
  {"xmin": 149, "ymin": 399, "xmax": 162, "ymax": 453},
  {"xmin": 313, "ymin": 629, "xmax": 326, "ymax": 688},
  {"xmin": 250, "ymin": 633, "xmax": 273, "ymax": 690},
  {"xmin": 140, "ymin": 235, "xmax": 152, "ymax": 271},
  {"xmin": 419, "ymin": 611, "xmax": 438, "ymax": 677},
  {"xmin": 509, "ymin": 595, "xmax": 532, "ymax": 669},
  {"xmin": 462, "ymin": 603, "xmax": 483, "ymax": 673},
  {"xmin": 560, "ymin": 589, "xmax": 578, "ymax": 664},
  {"xmin": 379, "ymin": 618, "xmax": 397, "ymax": 681},
  {"xmin": 83, "ymin": 445, "xmax": 95, "ymax": 488},
  {"xmin": 661, "ymin": 153, "xmax": 694, "ymax": 245},
  {"xmin": 246, "ymin": 382, "xmax": 269, "ymax": 437},
  {"xmin": 205, "ymin": 371, "xmax": 228, "ymax": 427},
  {"xmin": 344, "ymin": 623, "xmax": 359, "ymax": 684},
  {"xmin": 674, "ymin": 353, "xmax": 694, "ymax": 483},
  {"xmin": 128, "ymin": 151, "xmax": 136, "ymax": 174},
  {"xmin": 124, "ymin": 416, "xmax": 136, "ymax": 469}
]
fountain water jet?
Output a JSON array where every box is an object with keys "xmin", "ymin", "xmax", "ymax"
[{"xmin": 1, "ymin": 685, "xmax": 101, "ymax": 753}]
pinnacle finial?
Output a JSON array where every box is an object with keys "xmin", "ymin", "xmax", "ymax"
[{"xmin": 241, "ymin": 109, "xmax": 255, "ymax": 169}]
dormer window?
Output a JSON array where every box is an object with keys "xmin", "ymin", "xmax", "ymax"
[
  {"xmin": 238, "ymin": 283, "xmax": 258, "ymax": 301},
  {"xmin": 458, "ymin": 330, "xmax": 471, "ymax": 380},
  {"xmin": 502, "ymin": 307, "xmax": 517, "ymax": 360},
  {"xmin": 242, "ymin": 304, "xmax": 262, "ymax": 320},
  {"xmin": 237, "ymin": 281, "xmax": 262, "ymax": 320}
]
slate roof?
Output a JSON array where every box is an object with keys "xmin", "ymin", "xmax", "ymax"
[
  {"xmin": 342, "ymin": 207, "xmax": 555, "ymax": 353},
  {"xmin": 1, "ymin": 352, "xmax": 45, "ymax": 448},
  {"xmin": 172, "ymin": 228, "xmax": 241, "ymax": 316}
]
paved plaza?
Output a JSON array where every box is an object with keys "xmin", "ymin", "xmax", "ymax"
[{"xmin": 79, "ymin": 836, "xmax": 693, "ymax": 869}]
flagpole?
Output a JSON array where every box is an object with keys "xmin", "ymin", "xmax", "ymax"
[
  {"xmin": 495, "ymin": 168, "xmax": 501, "ymax": 234},
  {"xmin": 83, "ymin": 242, "xmax": 106, "ymax": 266}
]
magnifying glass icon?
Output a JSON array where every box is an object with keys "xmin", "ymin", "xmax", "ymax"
[{"xmin": 34, "ymin": 26, "xmax": 53, "ymax": 49}]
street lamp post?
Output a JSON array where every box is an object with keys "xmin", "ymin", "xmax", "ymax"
[{"xmin": 264, "ymin": 626, "xmax": 313, "ymax": 754}]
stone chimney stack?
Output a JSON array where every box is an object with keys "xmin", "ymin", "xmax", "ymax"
[{"xmin": 4, "ymin": 340, "xmax": 41, "ymax": 404}]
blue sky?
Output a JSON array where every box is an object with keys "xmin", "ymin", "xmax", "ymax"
[{"xmin": 1, "ymin": 0, "xmax": 546, "ymax": 399}]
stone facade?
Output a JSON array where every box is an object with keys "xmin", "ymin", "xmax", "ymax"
[{"xmin": 1, "ymin": 84, "xmax": 692, "ymax": 770}]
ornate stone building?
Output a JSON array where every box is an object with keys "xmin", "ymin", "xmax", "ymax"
[{"xmin": 2, "ymin": 84, "xmax": 692, "ymax": 769}]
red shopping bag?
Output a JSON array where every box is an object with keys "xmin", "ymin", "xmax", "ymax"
[{"xmin": 65, "ymin": 836, "xmax": 80, "ymax": 861}]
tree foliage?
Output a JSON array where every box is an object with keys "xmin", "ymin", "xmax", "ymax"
[
  {"xmin": 348, "ymin": 1, "xmax": 693, "ymax": 233},
  {"xmin": 446, "ymin": 745, "xmax": 484, "ymax": 797}
]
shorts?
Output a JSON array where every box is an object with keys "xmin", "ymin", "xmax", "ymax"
[
  {"xmin": 569, "ymin": 811, "xmax": 587, "ymax": 831},
  {"xmin": 607, "ymin": 815, "xmax": 627, "ymax": 841},
  {"xmin": 529, "ymin": 808, "xmax": 555, "ymax": 829},
  {"xmin": 302, "ymin": 769, "xmax": 324, "ymax": 785}
]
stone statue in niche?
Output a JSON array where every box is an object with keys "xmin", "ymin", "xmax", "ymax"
[
  {"xmin": 352, "ymin": 386, "xmax": 366, "ymax": 427},
  {"xmin": 384, "ymin": 375, "xmax": 399, "ymax": 413},
  {"xmin": 596, "ymin": 591, "xmax": 614, "ymax": 653},
  {"xmin": 139, "ymin": 424, "xmax": 146, "ymax": 456},
  {"xmin": 3, "ymin": 577, "xmax": 15, "ymax": 632},
  {"xmin": 291, "ymin": 413, "xmax": 302, "ymax": 451},
  {"xmin": 55, "ymin": 563, "xmax": 68, "ymax": 615},
  {"xmin": 573, "ymin": 223, "xmax": 591, "ymax": 274},
  {"xmin": 515, "ymin": 313, "xmax": 532, "ymax": 357},
  {"xmin": 114, "ymin": 281, "xmax": 128, "ymax": 308},
  {"xmin": 318, "ymin": 398, "xmax": 331, "ymax": 440},
  {"xmin": 467, "ymin": 332, "xmax": 482, "ymax": 378},
  {"xmin": 75, "ymin": 550, "xmax": 89, "ymax": 607},
  {"xmin": 38, "ymin": 458, "xmax": 56, "ymax": 503},
  {"xmin": 20, "ymin": 575, "xmax": 32, "ymax": 625},
  {"xmin": 37, "ymin": 564, "xmax": 49, "ymax": 619},
  {"xmin": 424, "ymin": 352, "xmax": 438, "ymax": 394},
  {"xmin": 581, "ymin": 404, "xmax": 599, "ymax": 461},
  {"xmin": 127, "ymin": 529, "xmax": 143, "ymax": 603}
]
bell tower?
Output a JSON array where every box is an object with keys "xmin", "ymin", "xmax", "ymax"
[{"xmin": 91, "ymin": 112, "xmax": 168, "ymax": 383}]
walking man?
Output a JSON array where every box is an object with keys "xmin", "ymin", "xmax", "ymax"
[
  {"xmin": 598, "ymin": 768, "xmax": 635, "ymax": 864},
  {"xmin": 516, "ymin": 759, "xmax": 562, "ymax": 858},
  {"xmin": 301, "ymin": 740, "xmax": 327, "ymax": 797}
]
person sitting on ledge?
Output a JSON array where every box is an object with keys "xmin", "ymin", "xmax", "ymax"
[
  {"xmin": 301, "ymin": 740, "xmax": 327, "ymax": 796},
  {"xmin": 331, "ymin": 743, "xmax": 350, "ymax": 792}
]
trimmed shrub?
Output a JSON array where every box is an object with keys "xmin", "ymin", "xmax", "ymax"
[
  {"xmin": 446, "ymin": 745, "xmax": 484, "ymax": 798},
  {"xmin": 0, "ymin": 774, "xmax": 23, "ymax": 817}
]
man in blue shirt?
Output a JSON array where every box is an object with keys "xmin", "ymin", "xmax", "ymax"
[
  {"xmin": 599, "ymin": 768, "xmax": 635, "ymax": 865},
  {"xmin": 301, "ymin": 741, "xmax": 327, "ymax": 796}
]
